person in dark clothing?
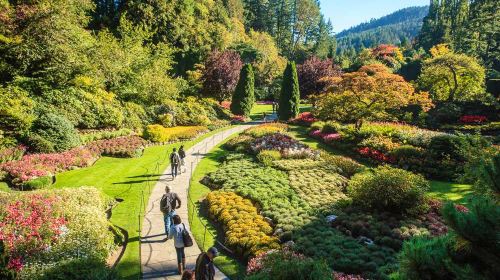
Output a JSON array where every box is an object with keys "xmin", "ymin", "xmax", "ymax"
[
  {"xmin": 178, "ymin": 145, "xmax": 186, "ymax": 174},
  {"xmin": 160, "ymin": 185, "xmax": 181, "ymax": 235},
  {"xmin": 170, "ymin": 148, "xmax": 181, "ymax": 178},
  {"xmin": 195, "ymin": 247, "xmax": 218, "ymax": 280}
]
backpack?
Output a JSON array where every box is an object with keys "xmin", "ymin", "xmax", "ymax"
[
  {"xmin": 182, "ymin": 223, "xmax": 193, "ymax": 247},
  {"xmin": 170, "ymin": 152, "xmax": 180, "ymax": 165},
  {"xmin": 160, "ymin": 193, "xmax": 173, "ymax": 214},
  {"xmin": 179, "ymin": 149, "xmax": 186, "ymax": 159}
]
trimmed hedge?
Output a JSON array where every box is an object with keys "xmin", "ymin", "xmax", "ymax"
[{"xmin": 144, "ymin": 125, "xmax": 208, "ymax": 143}]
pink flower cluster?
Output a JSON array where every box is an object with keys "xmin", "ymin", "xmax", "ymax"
[
  {"xmin": 0, "ymin": 145, "xmax": 27, "ymax": 164},
  {"xmin": 246, "ymin": 249, "xmax": 305, "ymax": 275},
  {"xmin": 220, "ymin": 101, "xmax": 231, "ymax": 110},
  {"xmin": 0, "ymin": 147, "xmax": 97, "ymax": 182},
  {"xmin": 0, "ymin": 194, "xmax": 67, "ymax": 272},
  {"xmin": 333, "ymin": 272, "xmax": 366, "ymax": 280},
  {"xmin": 251, "ymin": 133, "xmax": 308, "ymax": 153},
  {"xmin": 460, "ymin": 115, "xmax": 487, "ymax": 123},
  {"xmin": 86, "ymin": 136, "xmax": 146, "ymax": 158},
  {"xmin": 357, "ymin": 147, "xmax": 395, "ymax": 163},
  {"xmin": 454, "ymin": 204, "xmax": 469, "ymax": 213},
  {"xmin": 291, "ymin": 112, "xmax": 318, "ymax": 126},
  {"xmin": 309, "ymin": 129, "xmax": 341, "ymax": 143}
]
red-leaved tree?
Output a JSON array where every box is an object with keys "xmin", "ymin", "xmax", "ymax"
[
  {"xmin": 297, "ymin": 56, "xmax": 342, "ymax": 98},
  {"xmin": 201, "ymin": 50, "xmax": 243, "ymax": 102}
]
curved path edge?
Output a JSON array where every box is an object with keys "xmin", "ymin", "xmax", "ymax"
[{"xmin": 140, "ymin": 124, "xmax": 255, "ymax": 279}]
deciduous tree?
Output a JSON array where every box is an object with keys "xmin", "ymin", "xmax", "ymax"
[
  {"xmin": 315, "ymin": 64, "xmax": 432, "ymax": 129},
  {"xmin": 297, "ymin": 56, "xmax": 342, "ymax": 98},
  {"xmin": 201, "ymin": 50, "xmax": 243, "ymax": 102}
]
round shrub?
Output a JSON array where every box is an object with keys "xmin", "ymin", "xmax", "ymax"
[
  {"xmin": 30, "ymin": 113, "xmax": 81, "ymax": 152},
  {"xmin": 347, "ymin": 166, "xmax": 430, "ymax": 215},
  {"xmin": 257, "ymin": 150, "xmax": 281, "ymax": 166},
  {"xmin": 21, "ymin": 176, "xmax": 53, "ymax": 190}
]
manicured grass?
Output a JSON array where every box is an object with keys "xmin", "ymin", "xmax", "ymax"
[
  {"xmin": 52, "ymin": 127, "xmax": 231, "ymax": 279},
  {"xmin": 428, "ymin": 181, "xmax": 474, "ymax": 205},
  {"xmin": 188, "ymin": 135, "xmax": 246, "ymax": 279},
  {"xmin": 288, "ymin": 124, "xmax": 474, "ymax": 205},
  {"xmin": 250, "ymin": 104, "xmax": 274, "ymax": 120},
  {"xmin": 0, "ymin": 181, "xmax": 10, "ymax": 192}
]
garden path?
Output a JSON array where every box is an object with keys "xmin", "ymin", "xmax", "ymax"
[{"xmin": 140, "ymin": 124, "xmax": 255, "ymax": 279}]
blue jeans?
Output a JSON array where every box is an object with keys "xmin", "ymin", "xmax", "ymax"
[
  {"xmin": 175, "ymin": 247, "xmax": 185, "ymax": 264},
  {"xmin": 164, "ymin": 211, "xmax": 176, "ymax": 235},
  {"xmin": 171, "ymin": 164, "xmax": 179, "ymax": 177}
]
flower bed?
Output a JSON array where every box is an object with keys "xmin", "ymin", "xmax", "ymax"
[
  {"xmin": 0, "ymin": 145, "xmax": 26, "ymax": 164},
  {"xmin": 0, "ymin": 187, "xmax": 115, "ymax": 278},
  {"xmin": 86, "ymin": 136, "xmax": 147, "ymax": 158},
  {"xmin": 243, "ymin": 123, "xmax": 288, "ymax": 138},
  {"xmin": 79, "ymin": 128, "xmax": 133, "ymax": 144},
  {"xmin": 459, "ymin": 115, "xmax": 488, "ymax": 123},
  {"xmin": 290, "ymin": 112, "xmax": 318, "ymax": 126},
  {"xmin": 206, "ymin": 191, "xmax": 280, "ymax": 258},
  {"xmin": 0, "ymin": 147, "xmax": 97, "ymax": 183},
  {"xmin": 251, "ymin": 133, "xmax": 318, "ymax": 159},
  {"xmin": 144, "ymin": 125, "xmax": 208, "ymax": 143}
]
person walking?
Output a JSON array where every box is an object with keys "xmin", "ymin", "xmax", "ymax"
[
  {"xmin": 195, "ymin": 247, "xmax": 218, "ymax": 280},
  {"xmin": 168, "ymin": 215, "xmax": 190, "ymax": 275},
  {"xmin": 178, "ymin": 145, "xmax": 186, "ymax": 174},
  {"xmin": 170, "ymin": 148, "xmax": 181, "ymax": 178},
  {"xmin": 160, "ymin": 185, "xmax": 181, "ymax": 236}
]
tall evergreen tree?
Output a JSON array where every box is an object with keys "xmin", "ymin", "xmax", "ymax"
[
  {"xmin": 231, "ymin": 64, "xmax": 255, "ymax": 116},
  {"xmin": 278, "ymin": 61, "xmax": 300, "ymax": 120}
]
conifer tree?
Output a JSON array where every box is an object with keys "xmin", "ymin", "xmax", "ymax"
[
  {"xmin": 230, "ymin": 64, "xmax": 255, "ymax": 116},
  {"xmin": 278, "ymin": 61, "xmax": 300, "ymax": 121}
]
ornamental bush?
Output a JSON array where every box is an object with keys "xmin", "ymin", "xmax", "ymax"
[
  {"xmin": 256, "ymin": 150, "xmax": 281, "ymax": 166},
  {"xmin": 347, "ymin": 166, "xmax": 430, "ymax": 215},
  {"xmin": 86, "ymin": 136, "xmax": 147, "ymax": 158},
  {"xmin": 278, "ymin": 62, "xmax": 300, "ymax": 121},
  {"xmin": 206, "ymin": 191, "xmax": 280, "ymax": 258},
  {"xmin": 0, "ymin": 187, "xmax": 115, "ymax": 278},
  {"xmin": 144, "ymin": 125, "xmax": 207, "ymax": 143},
  {"xmin": 231, "ymin": 64, "xmax": 255, "ymax": 116},
  {"xmin": 29, "ymin": 113, "xmax": 81, "ymax": 153}
]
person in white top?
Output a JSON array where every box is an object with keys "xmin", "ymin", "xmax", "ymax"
[{"xmin": 168, "ymin": 214, "xmax": 188, "ymax": 275}]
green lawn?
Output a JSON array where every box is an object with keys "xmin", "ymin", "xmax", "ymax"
[
  {"xmin": 51, "ymin": 127, "xmax": 231, "ymax": 279},
  {"xmin": 288, "ymin": 124, "xmax": 474, "ymax": 206},
  {"xmin": 188, "ymin": 135, "xmax": 246, "ymax": 279},
  {"xmin": 250, "ymin": 104, "xmax": 274, "ymax": 120}
]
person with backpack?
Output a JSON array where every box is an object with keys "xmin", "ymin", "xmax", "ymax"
[
  {"xmin": 195, "ymin": 247, "xmax": 218, "ymax": 280},
  {"xmin": 168, "ymin": 215, "xmax": 193, "ymax": 275},
  {"xmin": 170, "ymin": 148, "xmax": 181, "ymax": 178},
  {"xmin": 178, "ymin": 145, "xmax": 186, "ymax": 174},
  {"xmin": 160, "ymin": 185, "xmax": 181, "ymax": 235}
]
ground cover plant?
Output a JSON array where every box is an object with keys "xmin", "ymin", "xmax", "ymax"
[
  {"xmin": 0, "ymin": 187, "xmax": 115, "ymax": 279},
  {"xmin": 199, "ymin": 124, "xmax": 469, "ymax": 279},
  {"xmin": 86, "ymin": 136, "xmax": 147, "ymax": 158},
  {"xmin": 206, "ymin": 191, "xmax": 280, "ymax": 258},
  {"xmin": 144, "ymin": 125, "xmax": 208, "ymax": 143},
  {"xmin": 308, "ymin": 121, "xmax": 494, "ymax": 180}
]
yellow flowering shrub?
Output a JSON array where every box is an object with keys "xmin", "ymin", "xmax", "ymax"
[
  {"xmin": 243, "ymin": 123, "xmax": 288, "ymax": 138},
  {"xmin": 144, "ymin": 125, "xmax": 208, "ymax": 142},
  {"xmin": 206, "ymin": 191, "xmax": 280, "ymax": 258}
]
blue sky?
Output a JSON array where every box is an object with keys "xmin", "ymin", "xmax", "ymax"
[{"xmin": 319, "ymin": 0, "xmax": 430, "ymax": 33}]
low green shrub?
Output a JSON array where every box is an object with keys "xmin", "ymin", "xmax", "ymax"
[
  {"xmin": 21, "ymin": 176, "xmax": 53, "ymax": 190},
  {"xmin": 348, "ymin": 166, "xmax": 430, "ymax": 215},
  {"xmin": 30, "ymin": 113, "xmax": 81, "ymax": 152},
  {"xmin": 257, "ymin": 150, "xmax": 281, "ymax": 166},
  {"xmin": 20, "ymin": 257, "xmax": 117, "ymax": 280},
  {"xmin": 144, "ymin": 125, "xmax": 207, "ymax": 143},
  {"xmin": 321, "ymin": 153, "xmax": 364, "ymax": 178},
  {"xmin": 223, "ymin": 135, "xmax": 254, "ymax": 153},
  {"xmin": 322, "ymin": 121, "xmax": 341, "ymax": 134},
  {"xmin": 79, "ymin": 128, "xmax": 133, "ymax": 144}
]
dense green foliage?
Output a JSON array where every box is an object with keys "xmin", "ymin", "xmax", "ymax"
[
  {"xmin": 417, "ymin": 0, "xmax": 499, "ymax": 70},
  {"xmin": 28, "ymin": 113, "xmax": 81, "ymax": 153},
  {"xmin": 231, "ymin": 64, "xmax": 255, "ymax": 116},
  {"xmin": 336, "ymin": 6, "xmax": 428, "ymax": 54},
  {"xmin": 278, "ymin": 62, "xmax": 300, "ymax": 121}
]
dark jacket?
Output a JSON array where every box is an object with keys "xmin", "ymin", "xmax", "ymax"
[{"xmin": 195, "ymin": 253, "xmax": 215, "ymax": 280}]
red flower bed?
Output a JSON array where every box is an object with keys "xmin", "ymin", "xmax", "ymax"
[
  {"xmin": 231, "ymin": 115, "xmax": 247, "ymax": 123},
  {"xmin": 0, "ymin": 148, "xmax": 97, "ymax": 183},
  {"xmin": 357, "ymin": 147, "xmax": 395, "ymax": 163},
  {"xmin": 86, "ymin": 136, "xmax": 147, "ymax": 158},
  {"xmin": 220, "ymin": 101, "xmax": 231, "ymax": 110},
  {"xmin": 291, "ymin": 112, "xmax": 318, "ymax": 126},
  {"xmin": 0, "ymin": 194, "xmax": 67, "ymax": 271},
  {"xmin": 334, "ymin": 272, "xmax": 366, "ymax": 280},
  {"xmin": 459, "ymin": 115, "xmax": 488, "ymax": 123},
  {"xmin": 0, "ymin": 145, "xmax": 27, "ymax": 164}
]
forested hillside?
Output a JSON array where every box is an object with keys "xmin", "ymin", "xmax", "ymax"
[{"xmin": 336, "ymin": 6, "xmax": 428, "ymax": 54}]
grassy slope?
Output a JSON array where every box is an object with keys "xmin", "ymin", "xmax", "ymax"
[
  {"xmin": 188, "ymin": 135, "xmax": 246, "ymax": 279},
  {"xmin": 249, "ymin": 104, "xmax": 273, "ymax": 120},
  {"xmin": 288, "ymin": 124, "xmax": 474, "ymax": 205},
  {"xmin": 52, "ymin": 127, "xmax": 231, "ymax": 279}
]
